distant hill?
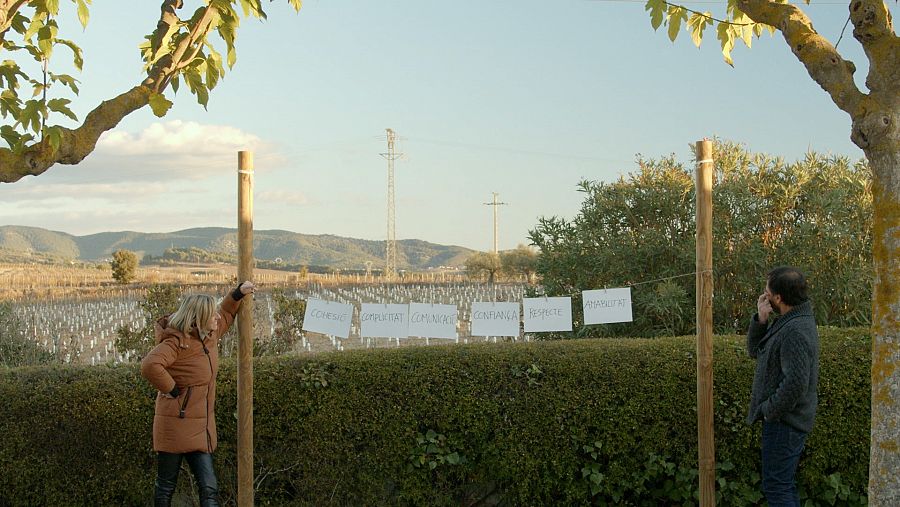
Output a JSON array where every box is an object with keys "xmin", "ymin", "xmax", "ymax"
[{"xmin": 0, "ymin": 225, "xmax": 475, "ymax": 270}]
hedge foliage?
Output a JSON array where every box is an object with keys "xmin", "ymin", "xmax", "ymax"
[{"xmin": 0, "ymin": 327, "xmax": 869, "ymax": 506}]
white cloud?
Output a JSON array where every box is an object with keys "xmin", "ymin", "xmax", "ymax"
[
  {"xmin": 28, "ymin": 120, "xmax": 286, "ymax": 184},
  {"xmin": 99, "ymin": 120, "xmax": 263, "ymax": 157}
]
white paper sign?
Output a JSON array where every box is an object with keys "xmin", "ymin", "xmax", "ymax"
[
  {"xmin": 470, "ymin": 302, "xmax": 520, "ymax": 337},
  {"xmin": 302, "ymin": 298, "xmax": 353, "ymax": 338},
  {"xmin": 359, "ymin": 303, "xmax": 409, "ymax": 338},
  {"xmin": 582, "ymin": 288, "xmax": 633, "ymax": 325},
  {"xmin": 523, "ymin": 297, "xmax": 573, "ymax": 332},
  {"xmin": 408, "ymin": 303, "xmax": 458, "ymax": 339}
]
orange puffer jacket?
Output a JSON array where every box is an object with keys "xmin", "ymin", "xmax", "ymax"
[{"xmin": 140, "ymin": 292, "xmax": 242, "ymax": 454}]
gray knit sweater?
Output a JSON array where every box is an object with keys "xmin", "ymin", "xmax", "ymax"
[{"xmin": 746, "ymin": 300, "xmax": 819, "ymax": 433}]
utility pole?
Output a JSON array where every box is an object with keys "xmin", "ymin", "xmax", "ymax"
[
  {"xmin": 483, "ymin": 192, "xmax": 508, "ymax": 255},
  {"xmin": 380, "ymin": 129, "xmax": 403, "ymax": 280}
]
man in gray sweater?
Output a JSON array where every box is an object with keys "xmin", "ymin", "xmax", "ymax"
[{"xmin": 746, "ymin": 266, "xmax": 819, "ymax": 507}]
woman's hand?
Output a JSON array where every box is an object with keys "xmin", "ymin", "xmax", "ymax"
[{"xmin": 239, "ymin": 281, "xmax": 257, "ymax": 296}]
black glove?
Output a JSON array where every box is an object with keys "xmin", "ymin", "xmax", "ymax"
[
  {"xmin": 169, "ymin": 386, "xmax": 180, "ymax": 398},
  {"xmin": 231, "ymin": 285, "xmax": 245, "ymax": 301}
]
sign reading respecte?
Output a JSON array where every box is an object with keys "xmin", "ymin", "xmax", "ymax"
[
  {"xmin": 522, "ymin": 297, "xmax": 573, "ymax": 333},
  {"xmin": 582, "ymin": 287, "xmax": 633, "ymax": 325},
  {"xmin": 302, "ymin": 298, "xmax": 353, "ymax": 338}
]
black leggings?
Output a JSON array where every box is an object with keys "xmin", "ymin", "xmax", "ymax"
[{"xmin": 154, "ymin": 451, "xmax": 220, "ymax": 507}]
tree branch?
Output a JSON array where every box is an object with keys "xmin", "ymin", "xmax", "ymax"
[
  {"xmin": 736, "ymin": 0, "xmax": 864, "ymax": 115},
  {"xmin": 850, "ymin": 0, "xmax": 899, "ymax": 96},
  {"xmin": 0, "ymin": 85, "xmax": 152, "ymax": 182},
  {"xmin": 143, "ymin": 0, "xmax": 185, "ymax": 92}
]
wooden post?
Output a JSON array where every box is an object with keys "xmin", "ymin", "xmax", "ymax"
[
  {"xmin": 237, "ymin": 151, "xmax": 254, "ymax": 506},
  {"xmin": 695, "ymin": 139, "xmax": 716, "ymax": 506}
]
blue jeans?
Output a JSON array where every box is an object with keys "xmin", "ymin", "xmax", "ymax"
[{"xmin": 761, "ymin": 420, "xmax": 808, "ymax": 507}]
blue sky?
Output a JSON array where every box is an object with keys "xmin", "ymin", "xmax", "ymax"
[{"xmin": 0, "ymin": 0, "xmax": 881, "ymax": 251}]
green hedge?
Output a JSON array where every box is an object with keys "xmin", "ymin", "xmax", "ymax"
[{"xmin": 0, "ymin": 328, "xmax": 870, "ymax": 506}]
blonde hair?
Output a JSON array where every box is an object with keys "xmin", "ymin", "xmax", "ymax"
[{"xmin": 167, "ymin": 294, "xmax": 217, "ymax": 336}]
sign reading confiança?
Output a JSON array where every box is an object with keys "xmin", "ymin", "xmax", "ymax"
[
  {"xmin": 302, "ymin": 298, "xmax": 353, "ymax": 338},
  {"xmin": 408, "ymin": 303, "xmax": 458, "ymax": 339},
  {"xmin": 470, "ymin": 301, "xmax": 520, "ymax": 337},
  {"xmin": 522, "ymin": 297, "xmax": 573, "ymax": 333},
  {"xmin": 359, "ymin": 303, "xmax": 409, "ymax": 338},
  {"xmin": 582, "ymin": 287, "xmax": 633, "ymax": 325}
]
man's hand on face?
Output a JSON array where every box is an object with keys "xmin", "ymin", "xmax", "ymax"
[{"xmin": 757, "ymin": 293, "xmax": 773, "ymax": 324}]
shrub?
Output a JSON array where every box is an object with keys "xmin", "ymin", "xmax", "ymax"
[
  {"xmin": 0, "ymin": 328, "xmax": 869, "ymax": 505},
  {"xmin": 0, "ymin": 302, "xmax": 56, "ymax": 367},
  {"xmin": 114, "ymin": 283, "xmax": 182, "ymax": 361}
]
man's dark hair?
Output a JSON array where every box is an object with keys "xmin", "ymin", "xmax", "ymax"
[{"xmin": 767, "ymin": 266, "xmax": 809, "ymax": 306}]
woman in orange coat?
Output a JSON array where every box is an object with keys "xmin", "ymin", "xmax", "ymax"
[{"xmin": 140, "ymin": 281, "xmax": 256, "ymax": 507}]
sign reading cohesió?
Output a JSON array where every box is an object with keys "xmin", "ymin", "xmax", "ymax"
[
  {"xmin": 302, "ymin": 298, "xmax": 353, "ymax": 338},
  {"xmin": 470, "ymin": 302, "xmax": 520, "ymax": 337},
  {"xmin": 359, "ymin": 303, "xmax": 409, "ymax": 338},
  {"xmin": 582, "ymin": 287, "xmax": 633, "ymax": 325},
  {"xmin": 408, "ymin": 303, "xmax": 458, "ymax": 339},
  {"xmin": 522, "ymin": 297, "xmax": 573, "ymax": 333}
]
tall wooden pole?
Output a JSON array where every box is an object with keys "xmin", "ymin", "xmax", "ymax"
[
  {"xmin": 237, "ymin": 151, "xmax": 255, "ymax": 506},
  {"xmin": 696, "ymin": 139, "xmax": 716, "ymax": 506}
]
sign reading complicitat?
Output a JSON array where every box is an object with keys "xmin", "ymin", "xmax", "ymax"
[
  {"xmin": 582, "ymin": 287, "xmax": 633, "ymax": 325},
  {"xmin": 359, "ymin": 303, "xmax": 409, "ymax": 338},
  {"xmin": 302, "ymin": 298, "xmax": 353, "ymax": 338},
  {"xmin": 470, "ymin": 302, "xmax": 520, "ymax": 337},
  {"xmin": 408, "ymin": 303, "xmax": 458, "ymax": 339},
  {"xmin": 522, "ymin": 297, "xmax": 573, "ymax": 333}
]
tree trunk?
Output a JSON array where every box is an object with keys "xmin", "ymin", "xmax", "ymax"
[{"xmin": 867, "ymin": 145, "xmax": 900, "ymax": 505}]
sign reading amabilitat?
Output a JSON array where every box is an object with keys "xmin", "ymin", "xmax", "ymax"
[
  {"xmin": 522, "ymin": 297, "xmax": 573, "ymax": 333},
  {"xmin": 470, "ymin": 301, "xmax": 520, "ymax": 337},
  {"xmin": 582, "ymin": 287, "xmax": 633, "ymax": 325},
  {"xmin": 302, "ymin": 298, "xmax": 353, "ymax": 338},
  {"xmin": 408, "ymin": 303, "xmax": 458, "ymax": 339},
  {"xmin": 359, "ymin": 303, "xmax": 409, "ymax": 338}
]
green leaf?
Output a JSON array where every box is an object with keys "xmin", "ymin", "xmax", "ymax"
[
  {"xmin": 148, "ymin": 21, "xmax": 180, "ymax": 66},
  {"xmin": 644, "ymin": 0, "xmax": 666, "ymax": 31},
  {"xmin": 687, "ymin": 13, "xmax": 713, "ymax": 48},
  {"xmin": 76, "ymin": 0, "xmax": 90, "ymax": 29},
  {"xmin": 148, "ymin": 93, "xmax": 173, "ymax": 118},
  {"xmin": 45, "ymin": 0, "xmax": 60, "ymax": 16},
  {"xmin": 206, "ymin": 53, "xmax": 221, "ymax": 90},
  {"xmin": 425, "ymin": 429, "xmax": 437, "ymax": 441},
  {"xmin": 37, "ymin": 25, "xmax": 55, "ymax": 59},
  {"xmin": 732, "ymin": 11, "xmax": 753, "ymax": 48},
  {"xmin": 56, "ymin": 39, "xmax": 84, "ymax": 71},
  {"xmin": 47, "ymin": 98, "xmax": 78, "ymax": 121},
  {"xmin": 667, "ymin": 6, "xmax": 688, "ymax": 43},
  {"xmin": 24, "ymin": 17, "xmax": 43, "ymax": 42},
  {"xmin": 49, "ymin": 72, "xmax": 80, "ymax": 94},
  {"xmin": 19, "ymin": 99, "xmax": 45, "ymax": 134},
  {"xmin": 170, "ymin": 75, "xmax": 180, "ymax": 94},
  {"xmin": 446, "ymin": 452, "xmax": 459, "ymax": 465},
  {"xmin": 716, "ymin": 22, "xmax": 736, "ymax": 66},
  {"xmin": 44, "ymin": 125, "xmax": 62, "ymax": 153}
]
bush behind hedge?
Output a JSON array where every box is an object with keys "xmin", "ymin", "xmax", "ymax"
[{"xmin": 0, "ymin": 327, "xmax": 870, "ymax": 506}]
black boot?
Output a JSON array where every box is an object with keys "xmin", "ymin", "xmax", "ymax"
[
  {"xmin": 186, "ymin": 451, "xmax": 220, "ymax": 507},
  {"xmin": 154, "ymin": 452, "xmax": 183, "ymax": 507}
]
